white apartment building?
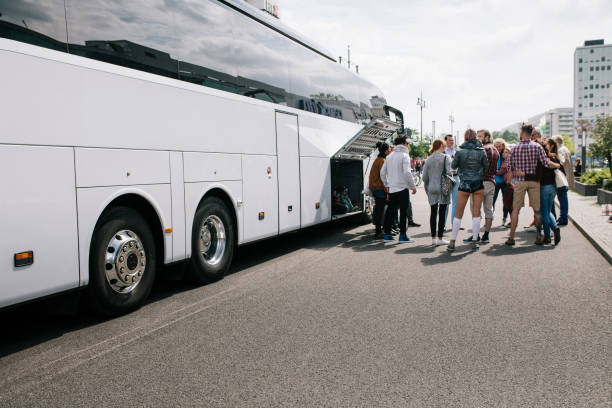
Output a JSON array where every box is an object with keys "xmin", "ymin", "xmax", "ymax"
[
  {"xmin": 528, "ymin": 107, "xmax": 574, "ymax": 138},
  {"xmin": 573, "ymin": 39, "xmax": 612, "ymax": 147}
]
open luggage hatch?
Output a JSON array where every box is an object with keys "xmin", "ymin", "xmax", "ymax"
[{"xmin": 331, "ymin": 106, "xmax": 404, "ymax": 219}]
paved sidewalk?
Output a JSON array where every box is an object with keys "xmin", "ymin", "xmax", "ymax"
[{"xmin": 561, "ymin": 189, "xmax": 612, "ymax": 264}]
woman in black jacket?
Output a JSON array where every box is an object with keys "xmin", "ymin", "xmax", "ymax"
[{"xmin": 447, "ymin": 129, "xmax": 489, "ymax": 252}]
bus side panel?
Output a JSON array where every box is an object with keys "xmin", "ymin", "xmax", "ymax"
[
  {"xmin": 0, "ymin": 145, "xmax": 79, "ymax": 308},
  {"xmin": 300, "ymin": 157, "xmax": 332, "ymax": 228},
  {"xmin": 76, "ymin": 185, "xmax": 172, "ymax": 286}
]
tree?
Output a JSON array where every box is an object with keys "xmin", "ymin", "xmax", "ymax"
[
  {"xmin": 589, "ymin": 116, "xmax": 612, "ymax": 169},
  {"xmin": 560, "ymin": 133, "xmax": 575, "ymax": 155},
  {"xmin": 498, "ymin": 130, "xmax": 519, "ymax": 144},
  {"xmin": 408, "ymin": 141, "xmax": 430, "ymax": 158}
]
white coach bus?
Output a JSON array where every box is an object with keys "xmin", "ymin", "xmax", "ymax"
[{"xmin": 0, "ymin": 0, "xmax": 403, "ymax": 314}]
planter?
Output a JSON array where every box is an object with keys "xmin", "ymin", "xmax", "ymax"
[
  {"xmin": 574, "ymin": 181, "xmax": 600, "ymax": 196},
  {"xmin": 597, "ymin": 188, "xmax": 612, "ymax": 204}
]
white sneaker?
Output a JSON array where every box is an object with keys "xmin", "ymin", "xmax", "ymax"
[
  {"xmin": 432, "ymin": 238, "xmax": 437, "ymax": 246},
  {"xmin": 525, "ymin": 225, "xmax": 537, "ymax": 232},
  {"xmin": 436, "ymin": 238, "xmax": 450, "ymax": 245}
]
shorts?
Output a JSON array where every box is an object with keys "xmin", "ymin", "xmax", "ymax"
[
  {"xmin": 458, "ymin": 179, "xmax": 484, "ymax": 193},
  {"xmin": 513, "ymin": 180, "xmax": 540, "ymax": 210},
  {"xmin": 482, "ymin": 180, "xmax": 495, "ymax": 219}
]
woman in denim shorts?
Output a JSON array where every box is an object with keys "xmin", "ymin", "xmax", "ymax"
[{"xmin": 447, "ymin": 129, "xmax": 489, "ymax": 252}]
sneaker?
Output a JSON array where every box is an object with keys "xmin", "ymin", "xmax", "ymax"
[
  {"xmin": 501, "ymin": 217, "xmax": 507, "ymax": 226},
  {"xmin": 525, "ymin": 225, "xmax": 537, "ymax": 232},
  {"xmin": 471, "ymin": 241, "xmax": 479, "ymax": 250},
  {"xmin": 432, "ymin": 238, "xmax": 438, "ymax": 246},
  {"xmin": 504, "ymin": 221, "xmax": 512, "ymax": 228},
  {"xmin": 534, "ymin": 237, "xmax": 544, "ymax": 245},
  {"xmin": 383, "ymin": 234, "xmax": 394, "ymax": 242},
  {"xmin": 437, "ymin": 238, "xmax": 449, "ymax": 245},
  {"xmin": 398, "ymin": 234, "xmax": 415, "ymax": 243},
  {"xmin": 408, "ymin": 221, "xmax": 421, "ymax": 227},
  {"xmin": 505, "ymin": 238, "xmax": 515, "ymax": 246},
  {"xmin": 447, "ymin": 240, "xmax": 456, "ymax": 252},
  {"xmin": 374, "ymin": 233, "xmax": 384, "ymax": 240},
  {"xmin": 524, "ymin": 222, "xmax": 535, "ymax": 229},
  {"xmin": 391, "ymin": 229, "xmax": 399, "ymax": 236},
  {"xmin": 557, "ymin": 219, "xmax": 568, "ymax": 226},
  {"xmin": 542, "ymin": 237, "xmax": 552, "ymax": 244},
  {"xmin": 553, "ymin": 227, "xmax": 561, "ymax": 245},
  {"xmin": 463, "ymin": 235, "xmax": 480, "ymax": 243},
  {"xmin": 481, "ymin": 234, "xmax": 490, "ymax": 244}
]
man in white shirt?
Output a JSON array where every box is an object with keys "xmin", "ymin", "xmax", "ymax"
[
  {"xmin": 380, "ymin": 136, "xmax": 417, "ymax": 243},
  {"xmin": 443, "ymin": 134, "xmax": 460, "ymax": 226}
]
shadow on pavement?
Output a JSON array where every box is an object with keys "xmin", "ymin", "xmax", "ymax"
[{"xmin": 0, "ymin": 217, "xmax": 361, "ymax": 358}]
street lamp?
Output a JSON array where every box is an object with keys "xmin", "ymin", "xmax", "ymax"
[
  {"xmin": 417, "ymin": 91, "xmax": 426, "ymax": 142},
  {"xmin": 449, "ymin": 113, "xmax": 455, "ymax": 135},
  {"xmin": 576, "ymin": 120, "xmax": 593, "ymax": 175}
]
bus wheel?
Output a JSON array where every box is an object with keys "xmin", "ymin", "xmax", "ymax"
[
  {"xmin": 88, "ymin": 207, "xmax": 156, "ymax": 316},
  {"xmin": 189, "ymin": 197, "xmax": 235, "ymax": 283}
]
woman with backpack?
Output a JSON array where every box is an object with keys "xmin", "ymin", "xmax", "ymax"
[{"xmin": 422, "ymin": 139, "xmax": 453, "ymax": 246}]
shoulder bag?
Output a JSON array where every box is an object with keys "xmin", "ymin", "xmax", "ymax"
[{"xmin": 441, "ymin": 156, "xmax": 456, "ymax": 196}]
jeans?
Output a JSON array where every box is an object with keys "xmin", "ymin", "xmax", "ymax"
[
  {"xmin": 372, "ymin": 190, "xmax": 386, "ymax": 234},
  {"xmin": 557, "ymin": 186, "xmax": 569, "ymax": 223},
  {"xmin": 493, "ymin": 181, "xmax": 507, "ymax": 209},
  {"xmin": 540, "ymin": 184, "xmax": 558, "ymax": 238},
  {"xmin": 384, "ymin": 189, "xmax": 409, "ymax": 235},
  {"xmin": 444, "ymin": 175, "xmax": 460, "ymax": 223},
  {"xmin": 430, "ymin": 204, "xmax": 448, "ymax": 238}
]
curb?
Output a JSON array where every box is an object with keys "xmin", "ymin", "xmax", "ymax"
[{"xmin": 556, "ymin": 201, "xmax": 612, "ymax": 265}]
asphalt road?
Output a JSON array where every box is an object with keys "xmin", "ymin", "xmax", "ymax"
[{"xmin": 1, "ymin": 189, "xmax": 610, "ymax": 407}]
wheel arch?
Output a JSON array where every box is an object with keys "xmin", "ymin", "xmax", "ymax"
[
  {"xmin": 195, "ymin": 186, "xmax": 239, "ymax": 243},
  {"xmin": 92, "ymin": 192, "xmax": 165, "ymax": 272}
]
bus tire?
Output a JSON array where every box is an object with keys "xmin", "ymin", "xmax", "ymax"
[
  {"xmin": 88, "ymin": 207, "xmax": 157, "ymax": 316},
  {"xmin": 189, "ymin": 197, "xmax": 235, "ymax": 283}
]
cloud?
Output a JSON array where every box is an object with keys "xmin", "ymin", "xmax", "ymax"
[{"xmin": 279, "ymin": 0, "xmax": 612, "ymax": 137}]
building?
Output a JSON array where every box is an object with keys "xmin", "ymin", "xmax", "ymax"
[
  {"xmin": 573, "ymin": 39, "xmax": 612, "ymax": 148},
  {"xmin": 243, "ymin": 0, "xmax": 279, "ymax": 18},
  {"xmin": 527, "ymin": 107, "xmax": 574, "ymax": 138}
]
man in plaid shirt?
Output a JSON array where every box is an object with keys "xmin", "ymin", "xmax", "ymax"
[{"xmin": 506, "ymin": 124, "xmax": 560, "ymax": 246}]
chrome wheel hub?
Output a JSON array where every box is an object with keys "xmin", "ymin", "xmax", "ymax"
[
  {"xmin": 104, "ymin": 230, "xmax": 146, "ymax": 293},
  {"xmin": 199, "ymin": 215, "xmax": 226, "ymax": 266}
]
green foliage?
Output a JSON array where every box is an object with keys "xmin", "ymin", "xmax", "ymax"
[
  {"xmin": 579, "ymin": 168, "xmax": 611, "ymax": 185},
  {"xmin": 560, "ymin": 133, "xmax": 575, "ymax": 155},
  {"xmin": 408, "ymin": 141, "xmax": 430, "ymax": 158},
  {"xmin": 588, "ymin": 116, "xmax": 612, "ymax": 168},
  {"xmin": 494, "ymin": 130, "xmax": 519, "ymax": 144},
  {"xmin": 603, "ymin": 179, "xmax": 612, "ymax": 191}
]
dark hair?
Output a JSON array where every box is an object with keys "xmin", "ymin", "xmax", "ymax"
[
  {"xmin": 546, "ymin": 138, "xmax": 558, "ymax": 156},
  {"xmin": 444, "ymin": 134, "xmax": 453, "ymax": 141},
  {"xmin": 464, "ymin": 128, "xmax": 477, "ymax": 141},
  {"xmin": 521, "ymin": 123, "xmax": 534, "ymax": 135},
  {"xmin": 394, "ymin": 136, "xmax": 407, "ymax": 146},
  {"xmin": 376, "ymin": 141, "xmax": 389, "ymax": 158},
  {"xmin": 478, "ymin": 129, "xmax": 491, "ymax": 143}
]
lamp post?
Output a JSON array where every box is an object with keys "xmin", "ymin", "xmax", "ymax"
[
  {"xmin": 449, "ymin": 113, "xmax": 455, "ymax": 135},
  {"xmin": 432, "ymin": 120, "xmax": 436, "ymax": 139},
  {"xmin": 417, "ymin": 91, "xmax": 426, "ymax": 142},
  {"xmin": 576, "ymin": 120, "xmax": 593, "ymax": 175}
]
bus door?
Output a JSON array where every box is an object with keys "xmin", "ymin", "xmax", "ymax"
[{"xmin": 275, "ymin": 111, "xmax": 301, "ymax": 233}]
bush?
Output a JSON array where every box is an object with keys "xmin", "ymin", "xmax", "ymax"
[
  {"xmin": 580, "ymin": 168, "xmax": 611, "ymax": 185},
  {"xmin": 604, "ymin": 179, "xmax": 612, "ymax": 191}
]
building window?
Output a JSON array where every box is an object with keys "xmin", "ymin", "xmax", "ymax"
[
  {"xmin": 579, "ymin": 112, "xmax": 582, "ymax": 116},
  {"xmin": 590, "ymin": 84, "xmax": 594, "ymax": 89},
  {"xmin": 590, "ymin": 66, "xmax": 594, "ymax": 71},
  {"xmin": 579, "ymin": 58, "xmax": 583, "ymax": 63},
  {"xmin": 590, "ymin": 102, "xmax": 594, "ymax": 107},
  {"xmin": 608, "ymin": 84, "xmax": 610, "ymax": 88},
  {"xmin": 596, "ymin": 66, "xmax": 600, "ymax": 71},
  {"xmin": 608, "ymin": 66, "xmax": 611, "ymax": 70},
  {"xmin": 603, "ymin": 56, "xmax": 606, "ymax": 61},
  {"xmin": 579, "ymin": 68, "xmax": 583, "ymax": 72},
  {"xmin": 590, "ymin": 49, "xmax": 594, "ymax": 53},
  {"xmin": 590, "ymin": 76, "xmax": 594, "ymax": 80},
  {"xmin": 596, "ymin": 84, "xmax": 599, "ymax": 89},
  {"xmin": 579, "ymin": 104, "xmax": 582, "ymax": 107}
]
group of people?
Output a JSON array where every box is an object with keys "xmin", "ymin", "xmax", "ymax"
[{"xmin": 368, "ymin": 124, "xmax": 574, "ymax": 251}]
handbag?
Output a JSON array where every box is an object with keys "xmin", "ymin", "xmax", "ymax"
[
  {"xmin": 554, "ymin": 169, "xmax": 568, "ymax": 189},
  {"xmin": 440, "ymin": 158, "xmax": 456, "ymax": 196}
]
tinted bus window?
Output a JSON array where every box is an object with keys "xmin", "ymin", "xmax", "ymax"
[
  {"xmin": 232, "ymin": 8, "xmax": 290, "ymax": 104},
  {"xmin": 65, "ymin": 0, "xmax": 179, "ymax": 79},
  {"xmin": 170, "ymin": 0, "xmax": 241, "ymax": 94},
  {"xmin": 0, "ymin": 0, "xmax": 67, "ymax": 52}
]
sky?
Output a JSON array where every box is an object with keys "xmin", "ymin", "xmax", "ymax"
[{"xmin": 278, "ymin": 0, "xmax": 612, "ymax": 141}]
